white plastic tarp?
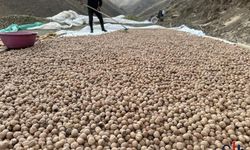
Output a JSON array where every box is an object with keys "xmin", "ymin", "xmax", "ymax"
[
  {"xmin": 30, "ymin": 10, "xmax": 208, "ymax": 38},
  {"xmin": 171, "ymin": 25, "xmax": 206, "ymax": 36},
  {"xmin": 104, "ymin": 15, "xmax": 152, "ymax": 25},
  {"xmin": 29, "ymin": 22, "xmax": 72, "ymax": 30},
  {"xmin": 57, "ymin": 23, "xmax": 165, "ymax": 37},
  {"xmin": 46, "ymin": 10, "xmax": 152, "ymax": 27}
]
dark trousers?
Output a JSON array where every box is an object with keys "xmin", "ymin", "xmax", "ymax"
[{"xmin": 88, "ymin": 8, "xmax": 105, "ymax": 31}]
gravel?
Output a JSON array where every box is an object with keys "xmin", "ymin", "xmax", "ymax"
[{"xmin": 0, "ymin": 29, "xmax": 250, "ymax": 149}]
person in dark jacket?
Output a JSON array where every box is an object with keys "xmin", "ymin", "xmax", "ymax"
[{"xmin": 81, "ymin": 0, "xmax": 107, "ymax": 33}]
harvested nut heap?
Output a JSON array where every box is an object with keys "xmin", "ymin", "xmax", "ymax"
[{"xmin": 0, "ymin": 29, "xmax": 250, "ymax": 150}]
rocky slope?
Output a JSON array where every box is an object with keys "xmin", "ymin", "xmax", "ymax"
[
  {"xmin": 0, "ymin": 0, "xmax": 122, "ymax": 17},
  {"xmin": 158, "ymin": 0, "xmax": 250, "ymax": 44},
  {"xmin": 110, "ymin": 0, "xmax": 168, "ymax": 15}
]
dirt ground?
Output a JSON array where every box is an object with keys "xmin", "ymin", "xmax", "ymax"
[{"xmin": 157, "ymin": 0, "xmax": 250, "ymax": 45}]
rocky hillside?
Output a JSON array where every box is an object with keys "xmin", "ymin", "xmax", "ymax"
[
  {"xmin": 137, "ymin": 0, "xmax": 171, "ymax": 18},
  {"xmin": 110, "ymin": 0, "xmax": 168, "ymax": 15},
  {"xmin": 0, "ymin": 0, "xmax": 122, "ymax": 17},
  {"xmin": 159, "ymin": 0, "xmax": 250, "ymax": 44}
]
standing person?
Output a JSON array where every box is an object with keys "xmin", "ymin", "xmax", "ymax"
[
  {"xmin": 157, "ymin": 10, "xmax": 165, "ymax": 22},
  {"xmin": 81, "ymin": 0, "xmax": 107, "ymax": 33}
]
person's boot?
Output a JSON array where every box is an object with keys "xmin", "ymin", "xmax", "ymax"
[
  {"xmin": 102, "ymin": 28, "xmax": 107, "ymax": 32},
  {"xmin": 90, "ymin": 29, "xmax": 93, "ymax": 33},
  {"xmin": 101, "ymin": 24, "xmax": 107, "ymax": 32}
]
